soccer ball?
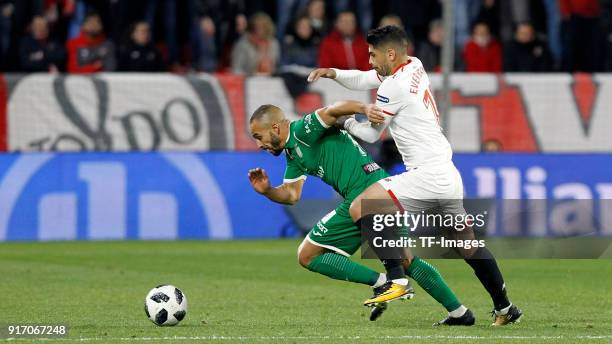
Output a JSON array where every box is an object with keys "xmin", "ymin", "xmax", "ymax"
[{"xmin": 144, "ymin": 285, "xmax": 188, "ymax": 326}]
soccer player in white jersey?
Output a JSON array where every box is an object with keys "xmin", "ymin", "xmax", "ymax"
[{"xmin": 308, "ymin": 25, "xmax": 522, "ymax": 326}]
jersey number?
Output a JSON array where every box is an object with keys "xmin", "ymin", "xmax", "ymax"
[{"xmin": 423, "ymin": 88, "xmax": 441, "ymax": 126}]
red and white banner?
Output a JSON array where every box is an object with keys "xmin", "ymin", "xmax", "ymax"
[{"xmin": 1, "ymin": 73, "xmax": 611, "ymax": 152}]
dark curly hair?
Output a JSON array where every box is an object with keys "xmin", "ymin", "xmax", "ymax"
[{"xmin": 366, "ymin": 25, "xmax": 409, "ymax": 51}]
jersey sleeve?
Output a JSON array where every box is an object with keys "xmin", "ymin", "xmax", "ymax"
[
  {"xmin": 291, "ymin": 111, "xmax": 332, "ymax": 146},
  {"xmin": 333, "ymin": 69, "xmax": 384, "ymax": 90},
  {"xmin": 344, "ymin": 116, "xmax": 389, "ymax": 144},
  {"xmin": 375, "ymin": 79, "xmax": 409, "ymax": 117},
  {"xmin": 283, "ymin": 155, "xmax": 307, "ymax": 183}
]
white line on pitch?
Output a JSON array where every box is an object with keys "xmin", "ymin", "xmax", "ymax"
[{"xmin": 2, "ymin": 335, "xmax": 612, "ymax": 341}]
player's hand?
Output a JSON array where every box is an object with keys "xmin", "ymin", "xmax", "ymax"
[
  {"xmin": 248, "ymin": 168, "xmax": 271, "ymax": 194},
  {"xmin": 307, "ymin": 68, "xmax": 336, "ymax": 82},
  {"xmin": 334, "ymin": 115, "xmax": 353, "ymax": 130},
  {"xmin": 364, "ymin": 104, "xmax": 386, "ymax": 124}
]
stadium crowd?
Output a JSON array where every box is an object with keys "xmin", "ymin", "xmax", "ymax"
[{"xmin": 0, "ymin": 0, "xmax": 610, "ymax": 74}]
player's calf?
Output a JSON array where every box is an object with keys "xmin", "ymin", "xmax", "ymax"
[{"xmin": 298, "ymin": 237, "xmax": 385, "ymax": 286}]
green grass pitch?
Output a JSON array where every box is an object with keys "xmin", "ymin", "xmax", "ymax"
[{"xmin": 0, "ymin": 240, "xmax": 611, "ymax": 343}]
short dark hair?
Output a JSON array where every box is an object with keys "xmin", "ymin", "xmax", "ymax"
[
  {"xmin": 250, "ymin": 104, "xmax": 282, "ymax": 123},
  {"xmin": 366, "ymin": 25, "xmax": 409, "ymax": 50}
]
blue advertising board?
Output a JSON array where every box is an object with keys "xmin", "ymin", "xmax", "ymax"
[{"xmin": 0, "ymin": 153, "xmax": 610, "ymax": 241}]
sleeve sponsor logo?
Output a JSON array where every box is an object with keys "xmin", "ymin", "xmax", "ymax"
[
  {"xmin": 362, "ymin": 162, "xmax": 381, "ymax": 174},
  {"xmin": 376, "ymin": 94, "xmax": 390, "ymax": 103}
]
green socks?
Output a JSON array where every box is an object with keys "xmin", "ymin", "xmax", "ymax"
[
  {"xmin": 307, "ymin": 252, "xmax": 380, "ymax": 286},
  {"xmin": 407, "ymin": 257, "xmax": 462, "ymax": 311},
  {"xmin": 305, "ymin": 253, "xmax": 463, "ymax": 312}
]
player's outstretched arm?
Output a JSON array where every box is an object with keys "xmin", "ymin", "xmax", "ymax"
[
  {"xmin": 248, "ymin": 168, "xmax": 304, "ymax": 205},
  {"xmin": 307, "ymin": 68, "xmax": 382, "ymax": 91},
  {"xmin": 317, "ymin": 101, "xmax": 385, "ymax": 127},
  {"xmin": 315, "ymin": 100, "xmax": 365, "ymax": 127},
  {"xmin": 307, "ymin": 68, "xmax": 336, "ymax": 82},
  {"xmin": 343, "ymin": 117, "xmax": 389, "ymax": 144}
]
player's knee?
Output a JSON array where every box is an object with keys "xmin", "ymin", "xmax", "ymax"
[
  {"xmin": 298, "ymin": 250, "xmax": 315, "ymax": 268},
  {"xmin": 297, "ymin": 241, "xmax": 314, "ymax": 268}
]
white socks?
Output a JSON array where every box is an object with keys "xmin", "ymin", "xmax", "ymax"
[
  {"xmin": 372, "ymin": 273, "xmax": 387, "ymax": 288},
  {"xmin": 448, "ymin": 305, "xmax": 468, "ymax": 318},
  {"xmin": 372, "ymin": 275, "xmax": 408, "ymax": 288},
  {"xmin": 495, "ymin": 304, "xmax": 512, "ymax": 316},
  {"xmin": 392, "ymin": 278, "xmax": 409, "ymax": 286}
]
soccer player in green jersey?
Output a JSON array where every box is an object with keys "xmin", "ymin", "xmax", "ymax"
[{"xmin": 247, "ymin": 102, "xmax": 474, "ymax": 324}]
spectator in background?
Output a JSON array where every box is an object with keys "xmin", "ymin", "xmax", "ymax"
[
  {"xmin": 541, "ymin": 0, "xmax": 561, "ymax": 67},
  {"xmin": 333, "ymin": 0, "xmax": 372, "ymax": 32},
  {"xmin": 192, "ymin": 0, "xmax": 249, "ymax": 72},
  {"xmin": 192, "ymin": 15, "xmax": 217, "ymax": 72},
  {"xmin": 417, "ymin": 19, "xmax": 443, "ymax": 72},
  {"xmin": 118, "ymin": 21, "xmax": 164, "ymax": 72},
  {"xmin": 66, "ymin": 11, "xmax": 115, "ymax": 73},
  {"xmin": 219, "ymin": 12, "xmax": 248, "ymax": 72},
  {"xmin": 231, "ymin": 12, "xmax": 279, "ymax": 76},
  {"xmin": 0, "ymin": 0, "xmax": 15, "ymax": 69},
  {"xmin": 276, "ymin": 0, "xmax": 309, "ymax": 43},
  {"xmin": 318, "ymin": 11, "xmax": 369, "ymax": 71},
  {"xmin": 43, "ymin": 0, "xmax": 76, "ymax": 43},
  {"xmin": 462, "ymin": 21, "xmax": 502, "ymax": 72},
  {"xmin": 306, "ymin": 0, "xmax": 328, "ymax": 39},
  {"xmin": 282, "ymin": 15, "xmax": 319, "ymax": 68},
  {"xmin": 454, "ymin": 0, "xmax": 482, "ymax": 50},
  {"xmin": 143, "ymin": 0, "xmax": 178, "ymax": 68},
  {"xmin": 504, "ymin": 22, "xmax": 552, "ymax": 72},
  {"xmin": 560, "ymin": 0, "xmax": 603, "ymax": 72},
  {"xmin": 475, "ymin": 0, "xmax": 529, "ymax": 44},
  {"xmin": 473, "ymin": 0, "xmax": 500, "ymax": 39},
  {"xmin": 378, "ymin": 15, "xmax": 414, "ymax": 55},
  {"xmin": 279, "ymin": 15, "xmax": 320, "ymax": 100},
  {"xmin": 481, "ymin": 138, "xmax": 503, "ymax": 152},
  {"xmin": 378, "ymin": 14, "xmax": 403, "ymax": 29},
  {"xmin": 388, "ymin": 0, "xmax": 441, "ymax": 47},
  {"xmin": 19, "ymin": 15, "xmax": 65, "ymax": 72}
]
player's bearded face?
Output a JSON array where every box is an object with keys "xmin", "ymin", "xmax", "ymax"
[
  {"xmin": 368, "ymin": 45, "xmax": 391, "ymax": 76},
  {"xmin": 267, "ymin": 131, "xmax": 283, "ymax": 156},
  {"xmin": 250, "ymin": 121, "xmax": 285, "ymax": 156}
]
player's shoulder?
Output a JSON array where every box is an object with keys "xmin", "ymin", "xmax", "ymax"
[
  {"xmin": 392, "ymin": 57, "xmax": 425, "ymax": 79},
  {"xmin": 378, "ymin": 71, "xmax": 407, "ymax": 101},
  {"xmin": 381, "ymin": 58, "xmax": 427, "ymax": 94},
  {"xmin": 300, "ymin": 111, "xmax": 322, "ymax": 129},
  {"xmin": 291, "ymin": 110, "xmax": 330, "ymax": 139},
  {"xmin": 408, "ymin": 56, "xmax": 424, "ymax": 69},
  {"xmin": 379, "ymin": 72, "xmax": 404, "ymax": 92}
]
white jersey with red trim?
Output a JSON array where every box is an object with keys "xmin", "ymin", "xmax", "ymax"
[{"xmin": 376, "ymin": 57, "xmax": 452, "ymax": 168}]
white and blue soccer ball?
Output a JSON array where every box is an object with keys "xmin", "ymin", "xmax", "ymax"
[{"xmin": 144, "ymin": 285, "xmax": 188, "ymax": 326}]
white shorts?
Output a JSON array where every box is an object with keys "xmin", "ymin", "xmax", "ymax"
[{"xmin": 377, "ymin": 161, "xmax": 466, "ymax": 215}]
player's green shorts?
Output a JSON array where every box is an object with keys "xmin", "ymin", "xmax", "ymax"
[
  {"xmin": 307, "ymin": 195, "xmax": 411, "ymax": 258},
  {"xmin": 307, "ymin": 200, "xmax": 362, "ymax": 257}
]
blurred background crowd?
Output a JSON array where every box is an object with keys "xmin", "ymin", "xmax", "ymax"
[{"xmin": 0, "ymin": 0, "xmax": 611, "ymax": 74}]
